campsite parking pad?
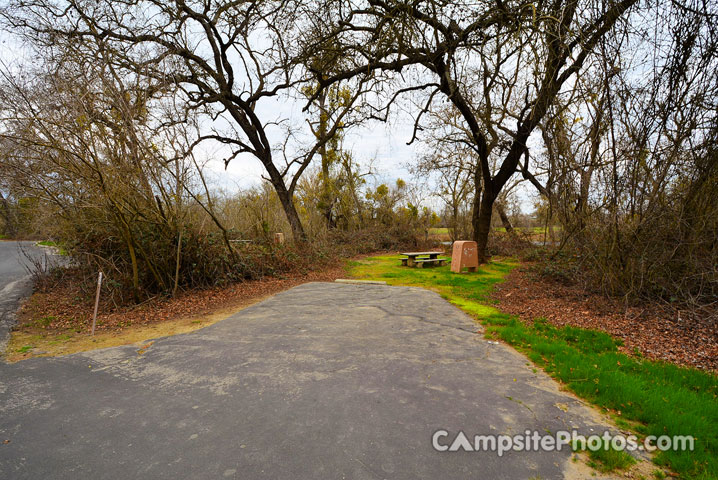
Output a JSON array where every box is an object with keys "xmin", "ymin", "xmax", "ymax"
[{"xmin": 1, "ymin": 282, "xmax": 619, "ymax": 479}]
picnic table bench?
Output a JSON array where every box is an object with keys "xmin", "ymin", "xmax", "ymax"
[{"xmin": 400, "ymin": 251, "xmax": 447, "ymax": 268}]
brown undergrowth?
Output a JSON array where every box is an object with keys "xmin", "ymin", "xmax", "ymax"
[{"xmin": 492, "ymin": 264, "xmax": 718, "ymax": 372}]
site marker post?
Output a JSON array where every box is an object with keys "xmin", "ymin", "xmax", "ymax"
[{"xmin": 91, "ymin": 271, "xmax": 103, "ymax": 336}]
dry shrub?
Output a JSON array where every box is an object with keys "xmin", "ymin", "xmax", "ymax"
[
  {"xmin": 487, "ymin": 231, "xmax": 534, "ymax": 258},
  {"xmin": 323, "ymin": 223, "xmax": 438, "ymax": 255},
  {"xmin": 49, "ymin": 229, "xmax": 336, "ymax": 306},
  {"xmin": 535, "ymin": 153, "xmax": 718, "ymax": 312}
]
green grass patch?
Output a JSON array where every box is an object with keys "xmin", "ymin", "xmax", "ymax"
[
  {"xmin": 428, "ymin": 227, "xmax": 449, "ymax": 235},
  {"xmin": 347, "ymin": 255, "xmax": 718, "ymax": 479},
  {"xmin": 573, "ymin": 437, "xmax": 636, "ymax": 472}
]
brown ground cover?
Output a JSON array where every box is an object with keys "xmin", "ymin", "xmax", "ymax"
[
  {"xmin": 17, "ymin": 265, "xmax": 346, "ymax": 334},
  {"xmin": 6, "ymin": 261, "xmax": 348, "ymax": 361},
  {"xmin": 492, "ymin": 265, "xmax": 718, "ymax": 372}
]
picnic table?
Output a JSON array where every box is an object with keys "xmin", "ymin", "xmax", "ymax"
[{"xmin": 400, "ymin": 251, "xmax": 447, "ymax": 268}]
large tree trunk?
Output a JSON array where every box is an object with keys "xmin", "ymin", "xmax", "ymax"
[
  {"xmin": 473, "ymin": 190, "xmax": 495, "ymax": 263},
  {"xmin": 260, "ymin": 151, "xmax": 307, "ymax": 244},
  {"xmin": 470, "ymin": 164, "xmax": 483, "ymax": 244}
]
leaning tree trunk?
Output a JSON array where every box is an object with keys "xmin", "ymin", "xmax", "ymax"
[
  {"xmin": 261, "ymin": 153, "xmax": 307, "ymax": 244},
  {"xmin": 496, "ymin": 201, "xmax": 514, "ymax": 233},
  {"xmin": 274, "ymin": 182, "xmax": 307, "ymax": 243}
]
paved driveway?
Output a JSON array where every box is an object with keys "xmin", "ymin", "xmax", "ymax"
[{"xmin": 1, "ymin": 282, "xmax": 613, "ymax": 479}]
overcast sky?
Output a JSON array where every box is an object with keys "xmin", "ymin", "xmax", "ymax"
[{"xmin": 206, "ymin": 103, "xmax": 422, "ymax": 194}]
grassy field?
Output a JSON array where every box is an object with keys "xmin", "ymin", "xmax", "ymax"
[{"xmin": 347, "ymin": 255, "xmax": 718, "ymax": 479}]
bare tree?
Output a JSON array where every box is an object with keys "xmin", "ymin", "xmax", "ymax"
[
  {"xmin": 1, "ymin": 0, "xmax": 359, "ymax": 243},
  {"xmin": 302, "ymin": 0, "xmax": 639, "ymax": 261},
  {"xmin": 517, "ymin": 0, "xmax": 718, "ymax": 305},
  {"xmin": 413, "ymin": 107, "xmax": 474, "ymax": 241},
  {"xmin": 0, "ymin": 47, "xmax": 231, "ymax": 300}
]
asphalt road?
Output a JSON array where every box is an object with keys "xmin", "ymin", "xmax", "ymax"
[
  {"xmin": 0, "ymin": 282, "xmax": 618, "ymax": 479},
  {"xmin": 0, "ymin": 241, "xmax": 45, "ymax": 352},
  {"xmin": 0, "ymin": 241, "xmax": 42, "ymax": 290}
]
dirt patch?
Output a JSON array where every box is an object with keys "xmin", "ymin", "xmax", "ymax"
[
  {"xmin": 563, "ymin": 451, "xmax": 659, "ymax": 480},
  {"xmin": 6, "ymin": 264, "xmax": 348, "ymax": 361},
  {"xmin": 492, "ymin": 265, "xmax": 718, "ymax": 372}
]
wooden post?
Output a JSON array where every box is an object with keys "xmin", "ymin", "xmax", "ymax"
[{"xmin": 91, "ymin": 272, "xmax": 103, "ymax": 336}]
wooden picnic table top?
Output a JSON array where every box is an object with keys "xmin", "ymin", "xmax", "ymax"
[{"xmin": 400, "ymin": 251, "xmax": 442, "ymax": 257}]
